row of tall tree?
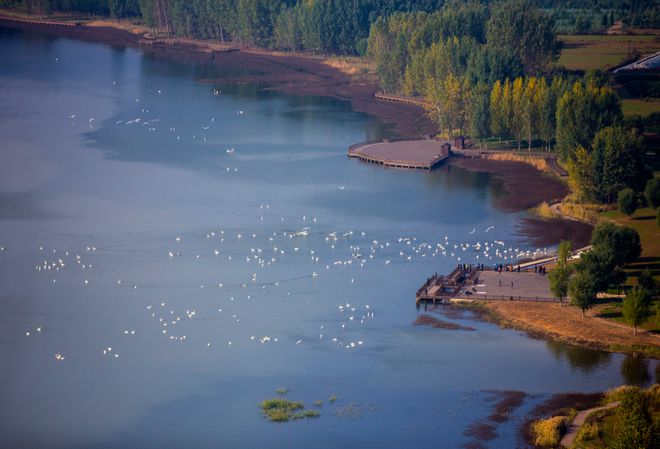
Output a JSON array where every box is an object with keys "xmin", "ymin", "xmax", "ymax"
[
  {"xmin": 366, "ymin": 0, "xmax": 560, "ymax": 95},
  {"xmin": 2, "ymin": 0, "xmax": 447, "ymax": 53}
]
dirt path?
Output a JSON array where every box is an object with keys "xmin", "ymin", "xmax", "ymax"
[{"xmin": 560, "ymin": 401, "xmax": 620, "ymax": 448}]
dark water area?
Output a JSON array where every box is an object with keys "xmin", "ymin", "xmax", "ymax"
[{"xmin": 0, "ymin": 26, "xmax": 655, "ymax": 449}]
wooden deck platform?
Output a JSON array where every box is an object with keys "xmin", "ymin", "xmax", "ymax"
[
  {"xmin": 374, "ymin": 92, "xmax": 432, "ymax": 109},
  {"xmin": 348, "ymin": 139, "xmax": 451, "ymax": 170},
  {"xmin": 0, "ymin": 14, "xmax": 80, "ymax": 27}
]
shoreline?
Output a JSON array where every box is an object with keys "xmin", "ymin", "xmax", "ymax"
[
  {"xmin": 28, "ymin": 24, "xmax": 640, "ymax": 345},
  {"xmin": 469, "ymin": 301, "xmax": 660, "ymax": 358},
  {"xmin": 2, "ymin": 16, "xmax": 601, "ymax": 248},
  {"xmin": 0, "ymin": 12, "xmax": 434, "ymax": 139}
]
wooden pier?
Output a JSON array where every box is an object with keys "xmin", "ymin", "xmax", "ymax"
[
  {"xmin": 374, "ymin": 92, "xmax": 433, "ymax": 109},
  {"xmin": 416, "ymin": 264, "xmax": 562, "ymax": 304},
  {"xmin": 0, "ymin": 14, "xmax": 80, "ymax": 27},
  {"xmin": 416, "ymin": 267, "xmax": 480, "ymax": 303},
  {"xmin": 348, "ymin": 139, "xmax": 451, "ymax": 170}
]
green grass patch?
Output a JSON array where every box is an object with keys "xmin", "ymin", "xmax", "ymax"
[
  {"xmin": 601, "ymin": 207, "xmax": 660, "ymax": 285},
  {"xmin": 621, "ymin": 98, "xmax": 660, "ymax": 117},
  {"xmin": 558, "ymin": 34, "xmax": 660, "ymax": 72}
]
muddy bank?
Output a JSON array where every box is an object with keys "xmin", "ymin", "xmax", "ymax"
[
  {"xmin": 451, "ymin": 157, "xmax": 592, "ymax": 247},
  {"xmin": 0, "ymin": 17, "xmax": 433, "ymax": 138},
  {"xmin": 461, "ymin": 390, "xmax": 528, "ymax": 449},
  {"xmin": 518, "ymin": 216, "xmax": 593, "ymax": 249},
  {"xmin": 198, "ymin": 50, "xmax": 435, "ymax": 138},
  {"xmin": 413, "ymin": 313, "xmax": 476, "ymax": 331},
  {"xmin": 451, "ymin": 157, "xmax": 568, "ymax": 211}
]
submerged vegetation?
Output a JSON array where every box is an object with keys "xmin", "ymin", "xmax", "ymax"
[
  {"xmin": 259, "ymin": 398, "xmax": 320, "ymax": 422},
  {"xmin": 260, "ymin": 388, "xmax": 331, "ymax": 422}
]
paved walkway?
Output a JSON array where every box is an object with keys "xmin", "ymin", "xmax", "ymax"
[
  {"xmin": 471, "ymin": 271, "xmax": 554, "ymax": 300},
  {"xmin": 560, "ymin": 401, "xmax": 620, "ymax": 448}
]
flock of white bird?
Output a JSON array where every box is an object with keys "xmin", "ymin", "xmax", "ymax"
[
  {"xmin": 18, "ymin": 207, "xmax": 546, "ymax": 363},
  {"xmin": 10, "ymin": 83, "xmax": 549, "ymax": 363}
]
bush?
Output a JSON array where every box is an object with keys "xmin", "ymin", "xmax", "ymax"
[
  {"xmin": 531, "ymin": 416, "xmax": 566, "ymax": 447},
  {"xmin": 618, "ymin": 188, "xmax": 637, "ymax": 216},
  {"xmin": 645, "ymin": 178, "xmax": 660, "ymax": 209},
  {"xmin": 612, "ymin": 387, "xmax": 654, "ymax": 449}
]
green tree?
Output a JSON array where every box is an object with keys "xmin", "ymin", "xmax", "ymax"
[
  {"xmin": 622, "ymin": 286, "xmax": 650, "ymax": 335},
  {"xmin": 466, "ymin": 81, "xmax": 490, "ymax": 147},
  {"xmin": 567, "ymin": 145, "xmax": 597, "ymax": 203},
  {"xmin": 549, "ymin": 266, "xmax": 571, "ymax": 305},
  {"xmin": 569, "ymin": 270, "xmax": 595, "ymax": 318},
  {"xmin": 511, "ymin": 76, "xmax": 525, "ymax": 150},
  {"xmin": 638, "ymin": 268, "xmax": 656, "ymax": 293},
  {"xmin": 489, "ymin": 80, "xmax": 504, "ymax": 138},
  {"xmin": 618, "ymin": 188, "xmax": 638, "ymax": 216},
  {"xmin": 591, "ymin": 222, "xmax": 642, "ymax": 268},
  {"xmin": 486, "ymin": 0, "xmax": 559, "ymax": 74},
  {"xmin": 613, "ymin": 387, "xmax": 654, "ymax": 449},
  {"xmin": 557, "ymin": 240, "xmax": 572, "ymax": 268},
  {"xmin": 592, "ymin": 126, "xmax": 649, "ymax": 204},
  {"xmin": 644, "ymin": 177, "xmax": 660, "ymax": 209},
  {"xmin": 555, "ymin": 81, "xmax": 622, "ymax": 163}
]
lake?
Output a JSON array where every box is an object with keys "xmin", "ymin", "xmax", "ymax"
[{"xmin": 0, "ymin": 25, "xmax": 653, "ymax": 449}]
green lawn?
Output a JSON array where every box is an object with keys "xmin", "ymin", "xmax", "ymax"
[
  {"xmin": 598, "ymin": 207, "xmax": 660, "ymax": 331},
  {"xmin": 558, "ymin": 34, "xmax": 660, "ymax": 72},
  {"xmin": 621, "ymin": 98, "xmax": 660, "ymax": 117}
]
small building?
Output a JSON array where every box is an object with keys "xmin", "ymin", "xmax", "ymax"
[{"xmin": 453, "ymin": 136, "xmax": 464, "ymax": 150}]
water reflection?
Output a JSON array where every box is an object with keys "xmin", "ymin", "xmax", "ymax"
[
  {"xmin": 545, "ymin": 340, "xmax": 612, "ymax": 374},
  {"xmin": 621, "ymin": 354, "xmax": 651, "ymax": 386},
  {"xmin": 0, "ymin": 25, "xmax": 633, "ymax": 449}
]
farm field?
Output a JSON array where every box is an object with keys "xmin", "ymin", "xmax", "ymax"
[
  {"xmin": 558, "ymin": 34, "xmax": 660, "ymax": 71},
  {"xmin": 621, "ymin": 98, "xmax": 660, "ymax": 117}
]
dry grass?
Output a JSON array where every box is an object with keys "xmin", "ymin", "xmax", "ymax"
[
  {"xmin": 556, "ymin": 201, "xmax": 604, "ymax": 224},
  {"xmin": 322, "ymin": 56, "xmax": 375, "ymax": 80},
  {"xmin": 487, "ymin": 153, "xmax": 551, "ymax": 173},
  {"xmin": 86, "ymin": 19, "xmax": 148, "ymax": 35},
  {"xmin": 531, "ymin": 201, "xmax": 559, "ymax": 219},
  {"xmin": 484, "ymin": 301, "xmax": 660, "ymax": 356},
  {"xmin": 531, "ymin": 416, "xmax": 567, "ymax": 447}
]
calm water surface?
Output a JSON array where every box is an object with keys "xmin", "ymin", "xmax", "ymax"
[{"xmin": 0, "ymin": 27, "xmax": 654, "ymax": 449}]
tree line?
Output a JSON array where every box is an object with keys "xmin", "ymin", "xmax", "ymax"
[{"xmin": 1, "ymin": 0, "xmax": 445, "ymax": 53}]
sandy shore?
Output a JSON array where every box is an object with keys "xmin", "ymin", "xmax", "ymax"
[{"xmin": 482, "ymin": 301, "xmax": 660, "ymax": 357}]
